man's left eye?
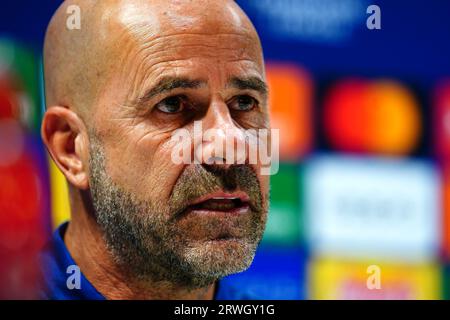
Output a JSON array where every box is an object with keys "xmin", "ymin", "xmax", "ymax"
[
  {"xmin": 229, "ymin": 95, "xmax": 258, "ymax": 112},
  {"xmin": 155, "ymin": 96, "xmax": 187, "ymax": 114}
]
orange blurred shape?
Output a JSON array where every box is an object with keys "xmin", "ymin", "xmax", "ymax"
[
  {"xmin": 323, "ymin": 79, "xmax": 421, "ymax": 156},
  {"xmin": 266, "ymin": 64, "xmax": 313, "ymax": 161}
]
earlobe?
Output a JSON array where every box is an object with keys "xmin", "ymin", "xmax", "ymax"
[{"xmin": 41, "ymin": 107, "xmax": 90, "ymax": 190}]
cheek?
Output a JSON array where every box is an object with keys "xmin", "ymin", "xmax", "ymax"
[
  {"xmin": 103, "ymin": 130, "xmax": 185, "ymax": 202},
  {"xmin": 249, "ymin": 161, "xmax": 270, "ymax": 204}
]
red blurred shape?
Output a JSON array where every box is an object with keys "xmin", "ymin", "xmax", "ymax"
[
  {"xmin": 0, "ymin": 120, "xmax": 48, "ymax": 299},
  {"xmin": 434, "ymin": 80, "xmax": 450, "ymax": 161},
  {"xmin": 443, "ymin": 167, "xmax": 450, "ymax": 261},
  {"xmin": 323, "ymin": 79, "xmax": 369, "ymax": 153},
  {"xmin": 0, "ymin": 81, "xmax": 20, "ymax": 120}
]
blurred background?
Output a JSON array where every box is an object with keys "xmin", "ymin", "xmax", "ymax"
[{"xmin": 1, "ymin": 0, "xmax": 450, "ymax": 299}]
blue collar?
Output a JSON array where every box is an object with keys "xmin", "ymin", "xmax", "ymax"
[{"xmin": 39, "ymin": 222, "xmax": 253, "ymax": 300}]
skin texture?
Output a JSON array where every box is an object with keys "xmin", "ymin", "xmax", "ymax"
[{"xmin": 41, "ymin": 0, "xmax": 270, "ymax": 300}]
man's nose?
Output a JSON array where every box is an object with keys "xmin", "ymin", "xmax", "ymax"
[{"xmin": 194, "ymin": 101, "xmax": 247, "ymax": 168}]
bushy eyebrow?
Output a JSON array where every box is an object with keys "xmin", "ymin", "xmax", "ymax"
[
  {"xmin": 136, "ymin": 75, "xmax": 268, "ymax": 107},
  {"xmin": 228, "ymin": 76, "xmax": 268, "ymax": 96},
  {"xmin": 139, "ymin": 77, "xmax": 206, "ymax": 104}
]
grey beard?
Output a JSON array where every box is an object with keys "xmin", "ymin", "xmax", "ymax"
[{"xmin": 88, "ymin": 137, "xmax": 267, "ymax": 289}]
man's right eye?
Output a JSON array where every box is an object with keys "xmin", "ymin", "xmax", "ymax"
[{"xmin": 155, "ymin": 96, "xmax": 187, "ymax": 114}]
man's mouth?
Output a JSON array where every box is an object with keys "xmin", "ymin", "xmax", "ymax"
[
  {"xmin": 172, "ymin": 190, "xmax": 260, "ymax": 242},
  {"xmin": 185, "ymin": 191, "xmax": 251, "ymax": 215},
  {"xmin": 190, "ymin": 197, "xmax": 249, "ymax": 213}
]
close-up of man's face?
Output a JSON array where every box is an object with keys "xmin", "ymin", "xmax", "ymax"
[
  {"xmin": 3, "ymin": 0, "xmax": 450, "ymax": 305},
  {"xmin": 42, "ymin": 0, "xmax": 270, "ymax": 290}
]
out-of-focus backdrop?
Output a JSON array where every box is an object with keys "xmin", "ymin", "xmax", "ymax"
[{"xmin": 1, "ymin": 0, "xmax": 450, "ymax": 299}]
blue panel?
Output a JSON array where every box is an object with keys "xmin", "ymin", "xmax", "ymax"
[{"xmin": 220, "ymin": 247, "xmax": 308, "ymax": 300}]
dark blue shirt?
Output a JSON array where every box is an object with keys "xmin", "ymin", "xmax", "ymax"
[{"xmin": 39, "ymin": 222, "xmax": 256, "ymax": 300}]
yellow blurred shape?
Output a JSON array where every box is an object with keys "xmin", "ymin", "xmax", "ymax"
[
  {"xmin": 309, "ymin": 257, "xmax": 441, "ymax": 300},
  {"xmin": 48, "ymin": 156, "xmax": 70, "ymax": 229}
]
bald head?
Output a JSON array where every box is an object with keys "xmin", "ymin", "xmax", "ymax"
[{"xmin": 43, "ymin": 0, "xmax": 263, "ymax": 120}]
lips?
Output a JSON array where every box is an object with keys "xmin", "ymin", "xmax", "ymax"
[
  {"xmin": 185, "ymin": 191, "xmax": 251, "ymax": 215},
  {"xmin": 172, "ymin": 190, "xmax": 261, "ymax": 242}
]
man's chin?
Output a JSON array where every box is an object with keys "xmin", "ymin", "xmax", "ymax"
[{"xmin": 179, "ymin": 237, "xmax": 258, "ymax": 279}]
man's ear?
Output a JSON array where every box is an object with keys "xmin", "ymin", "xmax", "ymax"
[{"xmin": 41, "ymin": 106, "xmax": 90, "ymax": 190}]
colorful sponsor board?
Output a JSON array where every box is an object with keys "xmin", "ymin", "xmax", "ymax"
[
  {"xmin": 304, "ymin": 155, "xmax": 440, "ymax": 262},
  {"xmin": 309, "ymin": 257, "xmax": 441, "ymax": 300}
]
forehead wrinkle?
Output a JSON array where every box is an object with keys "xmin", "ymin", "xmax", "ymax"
[
  {"xmin": 126, "ymin": 32, "xmax": 262, "ymax": 79},
  {"xmin": 114, "ymin": 32, "xmax": 249, "ymax": 102},
  {"xmin": 132, "ymin": 56, "xmax": 261, "ymax": 98},
  {"xmin": 119, "ymin": 34, "xmax": 263, "ymax": 105},
  {"xmin": 116, "ymin": 32, "xmax": 260, "ymax": 78}
]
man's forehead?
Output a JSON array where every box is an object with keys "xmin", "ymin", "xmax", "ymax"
[
  {"xmin": 92, "ymin": 0, "xmax": 265, "ymax": 105},
  {"xmin": 64, "ymin": 0, "xmax": 253, "ymax": 39},
  {"xmin": 112, "ymin": 0, "xmax": 252, "ymax": 35},
  {"xmin": 114, "ymin": 30, "xmax": 265, "ymax": 94},
  {"xmin": 100, "ymin": 0, "xmax": 263, "ymax": 71}
]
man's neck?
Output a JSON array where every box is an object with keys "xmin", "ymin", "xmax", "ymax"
[{"xmin": 64, "ymin": 211, "xmax": 215, "ymax": 300}]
